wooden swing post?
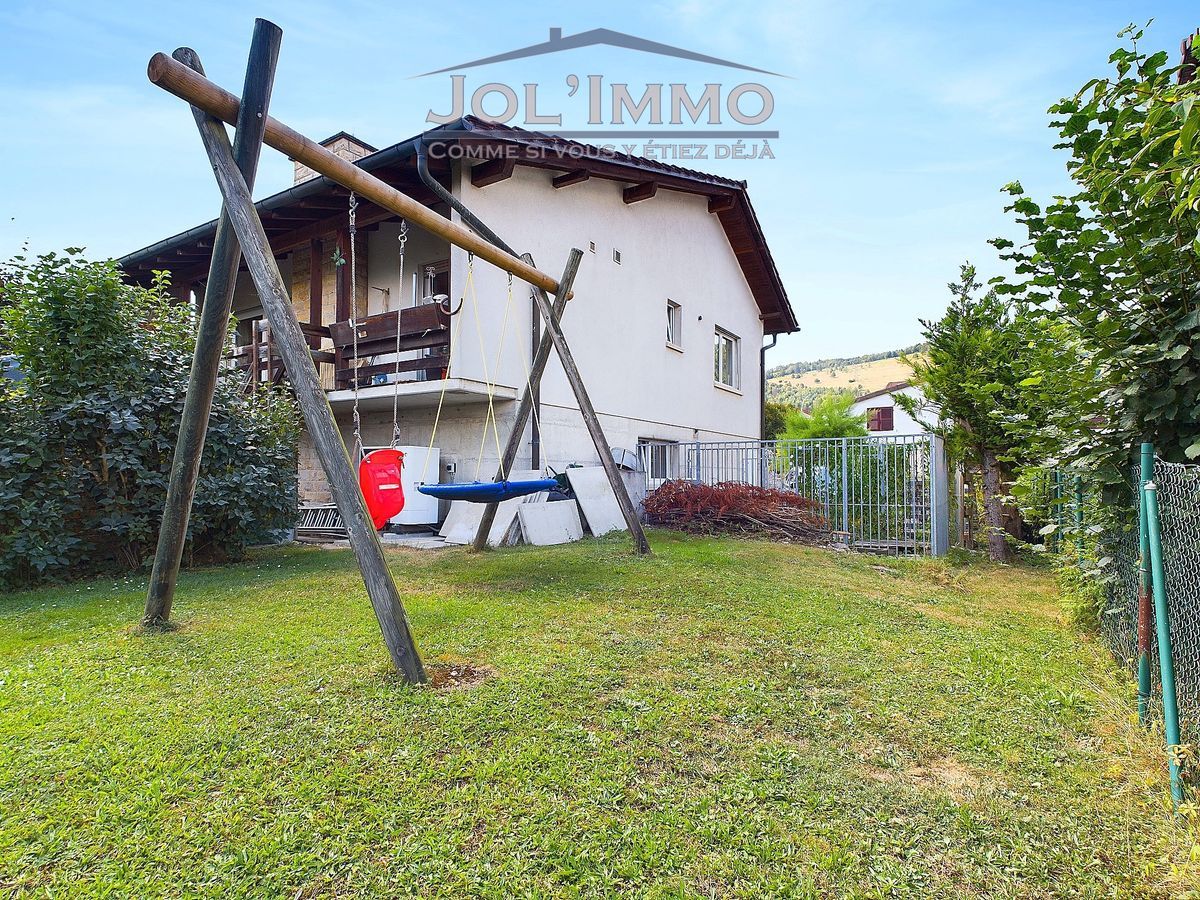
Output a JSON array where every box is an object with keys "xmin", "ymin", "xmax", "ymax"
[
  {"xmin": 184, "ymin": 64, "xmax": 427, "ymax": 683},
  {"xmin": 143, "ymin": 22, "xmax": 281, "ymax": 627}
]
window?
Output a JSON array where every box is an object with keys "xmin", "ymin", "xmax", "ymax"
[
  {"xmin": 419, "ymin": 260, "xmax": 450, "ymax": 303},
  {"xmin": 866, "ymin": 406, "xmax": 895, "ymax": 432},
  {"xmin": 713, "ymin": 327, "xmax": 740, "ymax": 389},
  {"xmin": 613, "ymin": 248, "xmax": 622, "ymax": 265},
  {"xmin": 638, "ymin": 439, "xmax": 678, "ymax": 486},
  {"xmin": 666, "ymin": 300, "xmax": 682, "ymax": 348}
]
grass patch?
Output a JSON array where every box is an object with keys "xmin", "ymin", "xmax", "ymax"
[{"xmin": 1, "ymin": 532, "xmax": 1195, "ymax": 897}]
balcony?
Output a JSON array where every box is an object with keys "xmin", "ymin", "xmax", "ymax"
[{"xmin": 226, "ymin": 304, "xmax": 516, "ymax": 408}]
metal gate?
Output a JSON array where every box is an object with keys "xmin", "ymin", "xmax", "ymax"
[{"xmin": 644, "ymin": 435, "xmax": 949, "ymax": 556}]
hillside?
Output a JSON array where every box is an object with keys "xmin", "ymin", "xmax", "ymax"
[{"xmin": 767, "ymin": 344, "xmax": 924, "ymax": 408}]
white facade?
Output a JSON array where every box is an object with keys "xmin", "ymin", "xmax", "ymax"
[
  {"xmin": 848, "ymin": 384, "xmax": 939, "ymax": 437},
  {"xmin": 449, "ymin": 164, "xmax": 764, "ymax": 470}
]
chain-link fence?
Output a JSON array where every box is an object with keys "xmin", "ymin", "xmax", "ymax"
[{"xmin": 1089, "ymin": 458, "xmax": 1200, "ymax": 743}]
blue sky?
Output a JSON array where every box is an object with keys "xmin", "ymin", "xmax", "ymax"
[{"xmin": 0, "ymin": 0, "xmax": 1195, "ymax": 366}]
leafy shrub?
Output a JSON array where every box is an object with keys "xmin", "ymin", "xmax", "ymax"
[
  {"xmin": 0, "ymin": 249, "xmax": 300, "ymax": 589},
  {"xmin": 779, "ymin": 392, "xmax": 866, "ymax": 440}
]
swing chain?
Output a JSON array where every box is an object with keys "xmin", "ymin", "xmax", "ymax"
[
  {"xmin": 348, "ymin": 192, "xmax": 363, "ymax": 460},
  {"xmin": 391, "ymin": 220, "xmax": 408, "ymax": 447}
]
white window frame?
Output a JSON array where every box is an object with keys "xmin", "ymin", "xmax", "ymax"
[
  {"xmin": 666, "ymin": 299, "xmax": 683, "ymax": 350},
  {"xmin": 713, "ymin": 327, "xmax": 741, "ymax": 391},
  {"xmin": 638, "ymin": 439, "xmax": 678, "ymax": 487}
]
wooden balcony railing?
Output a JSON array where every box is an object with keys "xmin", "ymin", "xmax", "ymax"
[
  {"xmin": 225, "ymin": 305, "xmax": 451, "ymax": 394},
  {"xmin": 328, "ymin": 304, "xmax": 451, "ymax": 390},
  {"xmin": 226, "ymin": 320, "xmax": 334, "ymax": 392}
]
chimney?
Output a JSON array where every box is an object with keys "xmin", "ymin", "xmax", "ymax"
[
  {"xmin": 549, "ymin": 27, "xmax": 562, "ymax": 42},
  {"xmin": 293, "ymin": 132, "xmax": 378, "ymax": 185}
]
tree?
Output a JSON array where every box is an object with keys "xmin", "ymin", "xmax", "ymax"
[
  {"xmin": 780, "ymin": 392, "xmax": 866, "ymax": 440},
  {"xmin": 902, "ymin": 265, "xmax": 1062, "ymax": 562},
  {"xmin": 763, "ymin": 401, "xmax": 796, "ymax": 440},
  {"xmin": 993, "ymin": 23, "xmax": 1200, "ymax": 486},
  {"xmin": 0, "ymin": 249, "xmax": 300, "ymax": 589}
]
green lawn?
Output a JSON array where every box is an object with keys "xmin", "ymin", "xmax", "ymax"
[{"xmin": 1, "ymin": 533, "xmax": 1195, "ymax": 897}]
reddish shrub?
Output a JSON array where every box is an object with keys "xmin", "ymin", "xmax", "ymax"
[{"xmin": 643, "ymin": 481, "xmax": 829, "ymax": 542}]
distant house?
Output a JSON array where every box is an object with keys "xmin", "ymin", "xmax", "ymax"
[{"xmin": 849, "ymin": 381, "xmax": 938, "ymax": 437}]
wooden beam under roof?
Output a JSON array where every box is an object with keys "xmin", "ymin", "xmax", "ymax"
[
  {"xmin": 469, "ymin": 155, "xmax": 516, "ymax": 187},
  {"xmin": 622, "ymin": 181, "xmax": 658, "ymax": 204},
  {"xmin": 708, "ymin": 194, "xmax": 736, "ymax": 213},
  {"xmin": 552, "ymin": 169, "xmax": 590, "ymax": 188}
]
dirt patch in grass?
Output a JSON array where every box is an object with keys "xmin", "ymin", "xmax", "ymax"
[
  {"xmin": 427, "ymin": 662, "xmax": 494, "ymax": 691},
  {"xmin": 863, "ymin": 755, "xmax": 982, "ymax": 802},
  {"xmin": 908, "ymin": 756, "xmax": 981, "ymax": 800}
]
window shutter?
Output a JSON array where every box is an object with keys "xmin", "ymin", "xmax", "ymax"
[{"xmin": 867, "ymin": 406, "xmax": 894, "ymax": 432}]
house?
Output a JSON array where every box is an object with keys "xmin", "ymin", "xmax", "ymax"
[
  {"xmin": 119, "ymin": 117, "xmax": 797, "ymax": 520},
  {"xmin": 849, "ymin": 381, "xmax": 938, "ymax": 437}
]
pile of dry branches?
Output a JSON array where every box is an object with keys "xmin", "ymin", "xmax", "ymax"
[{"xmin": 643, "ymin": 481, "xmax": 829, "ymax": 543}]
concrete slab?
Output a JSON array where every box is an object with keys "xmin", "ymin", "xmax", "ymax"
[
  {"xmin": 566, "ymin": 466, "xmax": 628, "ymax": 536},
  {"xmin": 438, "ymin": 471, "xmax": 543, "ymax": 546},
  {"xmin": 379, "ymin": 532, "xmax": 449, "ymax": 550},
  {"xmin": 517, "ymin": 502, "xmax": 584, "ymax": 546}
]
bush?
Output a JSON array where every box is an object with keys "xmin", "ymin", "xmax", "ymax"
[
  {"xmin": 779, "ymin": 393, "xmax": 866, "ymax": 441},
  {"xmin": 0, "ymin": 249, "xmax": 300, "ymax": 589}
]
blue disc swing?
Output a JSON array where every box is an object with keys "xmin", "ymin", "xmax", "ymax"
[
  {"xmin": 416, "ymin": 256, "xmax": 557, "ymax": 503},
  {"xmin": 418, "ymin": 478, "xmax": 559, "ymax": 503}
]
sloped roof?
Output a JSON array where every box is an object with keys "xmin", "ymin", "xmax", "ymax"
[
  {"xmin": 853, "ymin": 381, "xmax": 912, "ymax": 403},
  {"xmin": 120, "ymin": 116, "xmax": 797, "ymax": 333}
]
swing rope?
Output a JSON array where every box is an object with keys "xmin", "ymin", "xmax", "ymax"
[
  {"xmin": 513, "ymin": 281, "xmax": 556, "ymax": 473},
  {"xmin": 470, "ymin": 268, "xmax": 514, "ymax": 481},
  {"xmin": 415, "ymin": 254, "xmax": 549, "ymax": 493},
  {"xmin": 418, "ymin": 254, "xmax": 471, "ymax": 485}
]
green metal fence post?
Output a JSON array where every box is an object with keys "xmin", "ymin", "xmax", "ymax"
[
  {"xmin": 1143, "ymin": 478, "xmax": 1185, "ymax": 808},
  {"xmin": 1137, "ymin": 443, "xmax": 1154, "ymax": 726}
]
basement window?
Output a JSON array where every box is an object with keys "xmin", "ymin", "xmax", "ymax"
[
  {"xmin": 666, "ymin": 300, "xmax": 682, "ymax": 349},
  {"xmin": 638, "ymin": 439, "xmax": 678, "ymax": 485}
]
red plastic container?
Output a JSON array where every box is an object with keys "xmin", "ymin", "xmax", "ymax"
[{"xmin": 358, "ymin": 448, "xmax": 406, "ymax": 529}]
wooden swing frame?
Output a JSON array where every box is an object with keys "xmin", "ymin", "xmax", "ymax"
[{"xmin": 141, "ymin": 19, "xmax": 651, "ymax": 683}]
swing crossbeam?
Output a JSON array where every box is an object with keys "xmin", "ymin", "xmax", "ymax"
[{"xmin": 146, "ymin": 52, "xmax": 565, "ymax": 298}]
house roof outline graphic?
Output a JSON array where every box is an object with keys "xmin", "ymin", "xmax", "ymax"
[{"xmin": 414, "ymin": 27, "xmax": 787, "ymax": 79}]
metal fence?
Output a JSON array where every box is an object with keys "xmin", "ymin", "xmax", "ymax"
[
  {"xmin": 638, "ymin": 435, "xmax": 949, "ymax": 556},
  {"xmin": 1099, "ymin": 459, "xmax": 1200, "ymax": 740}
]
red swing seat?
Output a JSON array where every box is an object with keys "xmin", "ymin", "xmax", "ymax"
[{"xmin": 358, "ymin": 448, "xmax": 406, "ymax": 529}]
